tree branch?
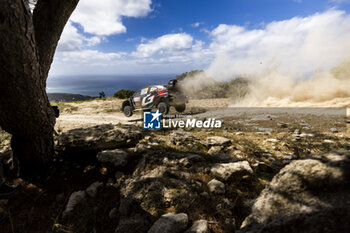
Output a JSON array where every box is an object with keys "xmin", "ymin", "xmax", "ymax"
[{"xmin": 33, "ymin": 0, "xmax": 79, "ymax": 83}]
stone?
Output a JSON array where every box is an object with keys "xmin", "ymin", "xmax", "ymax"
[
  {"xmin": 277, "ymin": 122, "xmax": 288, "ymax": 128},
  {"xmin": 211, "ymin": 161, "xmax": 253, "ymax": 181},
  {"xmin": 58, "ymin": 124, "xmax": 142, "ymax": 151},
  {"xmin": 167, "ymin": 131, "xmax": 199, "ymax": 146},
  {"xmin": 184, "ymin": 220, "xmax": 210, "ymax": 233},
  {"xmin": 206, "ymin": 136, "xmax": 231, "ymax": 146},
  {"xmin": 253, "ymin": 162, "xmax": 275, "ymax": 174},
  {"xmin": 86, "ymin": 181, "xmax": 103, "ymax": 198},
  {"xmin": 265, "ymin": 138, "xmax": 279, "ymax": 143},
  {"xmin": 224, "ymin": 218, "xmax": 236, "ymax": 232},
  {"xmin": 97, "ymin": 149, "xmax": 129, "ymax": 167},
  {"xmin": 109, "ymin": 207, "xmax": 118, "ymax": 219},
  {"xmin": 239, "ymin": 152, "xmax": 350, "ymax": 233},
  {"xmin": 300, "ymin": 133, "xmax": 314, "ymax": 138},
  {"xmin": 115, "ymin": 216, "xmax": 151, "ymax": 233},
  {"xmin": 115, "ymin": 171, "xmax": 124, "ymax": 181},
  {"xmin": 207, "ymin": 179, "xmax": 225, "ymax": 194},
  {"xmin": 200, "ymin": 192, "xmax": 210, "ymax": 200},
  {"xmin": 330, "ymin": 128, "xmax": 338, "ymax": 133},
  {"xmin": 148, "ymin": 213, "xmax": 188, "ymax": 233},
  {"xmin": 62, "ymin": 191, "xmax": 86, "ymax": 217},
  {"xmin": 135, "ymin": 142, "xmax": 151, "ymax": 153},
  {"xmin": 208, "ymin": 146, "xmax": 224, "ymax": 154}
]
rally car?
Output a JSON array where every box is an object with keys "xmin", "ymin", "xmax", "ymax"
[{"xmin": 122, "ymin": 79, "xmax": 188, "ymax": 117}]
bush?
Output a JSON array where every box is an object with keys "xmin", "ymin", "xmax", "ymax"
[{"xmin": 114, "ymin": 89, "xmax": 136, "ymax": 99}]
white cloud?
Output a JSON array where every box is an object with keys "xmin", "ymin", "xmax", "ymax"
[
  {"xmin": 58, "ymin": 21, "xmax": 104, "ymax": 52},
  {"xmin": 191, "ymin": 22, "xmax": 203, "ymax": 28},
  {"xmin": 71, "ymin": 0, "xmax": 152, "ymax": 36},
  {"xmin": 58, "ymin": 50, "xmax": 124, "ymax": 63},
  {"xmin": 329, "ymin": 0, "xmax": 350, "ymax": 3},
  {"xmin": 207, "ymin": 9, "xmax": 350, "ymax": 80},
  {"xmin": 134, "ymin": 33, "xmax": 194, "ymax": 57},
  {"xmin": 57, "ymin": 22, "xmax": 85, "ymax": 51}
]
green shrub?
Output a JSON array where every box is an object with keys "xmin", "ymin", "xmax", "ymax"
[{"xmin": 114, "ymin": 89, "xmax": 136, "ymax": 99}]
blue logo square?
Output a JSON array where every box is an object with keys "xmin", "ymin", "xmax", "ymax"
[{"xmin": 143, "ymin": 111, "xmax": 161, "ymax": 129}]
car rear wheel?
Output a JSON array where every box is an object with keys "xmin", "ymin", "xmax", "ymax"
[
  {"xmin": 158, "ymin": 102, "xmax": 169, "ymax": 115},
  {"xmin": 123, "ymin": 105, "xmax": 133, "ymax": 117},
  {"xmin": 175, "ymin": 104, "xmax": 186, "ymax": 113}
]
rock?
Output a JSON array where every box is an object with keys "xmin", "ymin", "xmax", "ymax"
[
  {"xmin": 62, "ymin": 191, "xmax": 86, "ymax": 217},
  {"xmin": 85, "ymin": 181, "xmax": 103, "ymax": 198},
  {"xmin": 56, "ymin": 193, "xmax": 65, "ymax": 203},
  {"xmin": 148, "ymin": 213, "xmax": 188, "ymax": 233},
  {"xmin": 265, "ymin": 138, "xmax": 279, "ymax": 143},
  {"xmin": 239, "ymin": 152, "xmax": 350, "ymax": 233},
  {"xmin": 200, "ymin": 192, "xmax": 210, "ymax": 200},
  {"xmin": 330, "ymin": 128, "xmax": 338, "ymax": 133},
  {"xmin": 257, "ymin": 128, "xmax": 272, "ymax": 133},
  {"xmin": 211, "ymin": 161, "xmax": 253, "ymax": 181},
  {"xmin": 253, "ymin": 162, "xmax": 275, "ymax": 174},
  {"xmin": 135, "ymin": 142, "xmax": 151, "ymax": 153},
  {"xmin": 185, "ymin": 220, "xmax": 210, "ymax": 233},
  {"xmin": 277, "ymin": 122, "xmax": 288, "ymax": 128},
  {"xmin": 167, "ymin": 131, "xmax": 199, "ymax": 146},
  {"xmin": 109, "ymin": 207, "xmax": 118, "ymax": 219},
  {"xmin": 224, "ymin": 218, "xmax": 236, "ymax": 232},
  {"xmin": 300, "ymin": 133, "xmax": 314, "ymax": 138},
  {"xmin": 58, "ymin": 124, "xmax": 142, "ymax": 151},
  {"xmin": 97, "ymin": 149, "xmax": 129, "ymax": 167},
  {"xmin": 207, "ymin": 179, "xmax": 225, "ymax": 194},
  {"xmin": 115, "ymin": 215, "xmax": 151, "ymax": 233},
  {"xmin": 115, "ymin": 171, "xmax": 124, "ymax": 181},
  {"xmin": 206, "ymin": 136, "xmax": 231, "ymax": 146},
  {"xmin": 208, "ymin": 146, "xmax": 224, "ymax": 154},
  {"xmin": 119, "ymin": 168, "xmax": 192, "ymax": 217}
]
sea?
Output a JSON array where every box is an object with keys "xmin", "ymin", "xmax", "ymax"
[{"xmin": 46, "ymin": 74, "xmax": 176, "ymax": 97}]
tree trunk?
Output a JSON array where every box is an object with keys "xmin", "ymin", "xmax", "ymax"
[{"xmin": 0, "ymin": 0, "xmax": 78, "ymax": 176}]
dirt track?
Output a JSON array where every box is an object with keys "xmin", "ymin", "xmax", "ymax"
[{"xmin": 55, "ymin": 98, "xmax": 349, "ymax": 133}]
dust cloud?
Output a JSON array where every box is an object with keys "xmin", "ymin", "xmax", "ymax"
[{"xmin": 200, "ymin": 10, "xmax": 350, "ymax": 107}]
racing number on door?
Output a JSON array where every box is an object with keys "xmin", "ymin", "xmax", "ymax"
[{"xmin": 142, "ymin": 94, "xmax": 154, "ymax": 106}]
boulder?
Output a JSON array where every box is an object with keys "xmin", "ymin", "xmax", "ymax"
[
  {"xmin": 85, "ymin": 181, "xmax": 103, "ymax": 198},
  {"xmin": 97, "ymin": 149, "xmax": 129, "ymax": 167},
  {"xmin": 115, "ymin": 215, "xmax": 151, "ymax": 233},
  {"xmin": 208, "ymin": 146, "xmax": 224, "ymax": 155},
  {"xmin": 185, "ymin": 220, "xmax": 210, "ymax": 233},
  {"xmin": 211, "ymin": 161, "xmax": 253, "ymax": 181},
  {"xmin": 206, "ymin": 136, "xmax": 231, "ymax": 146},
  {"xmin": 207, "ymin": 179, "xmax": 225, "ymax": 194},
  {"xmin": 58, "ymin": 124, "xmax": 142, "ymax": 151},
  {"xmin": 62, "ymin": 191, "xmax": 86, "ymax": 217},
  {"xmin": 119, "ymin": 167, "xmax": 193, "ymax": 217},
  {"xmin": 167, "ymin": 131, "xmax": 199, "ymax": 146},
  {"xmin": 148, "ymin": 213, "xmax": 188, "ymax": 233},
  {"xmin": 239, "ymin": 152, "xmax": 350, "ymax": 233}
]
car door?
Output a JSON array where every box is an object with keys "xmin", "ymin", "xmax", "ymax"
[{"xmin": 131, "ymin": 89, "xmax": 143, "ymax": 109}]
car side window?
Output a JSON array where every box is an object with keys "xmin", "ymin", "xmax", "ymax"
[
  {"xmin": 140, "ymin": 88, "xmax": 148, "ymax": 95},
  {"xmin": 150, "ymin": 87, "xmax": 157, "ymax": 92}
]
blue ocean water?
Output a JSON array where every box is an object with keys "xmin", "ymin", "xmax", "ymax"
[{"xmin": 47, "ymin": 74, "xmax": 176, "ymax": 97}]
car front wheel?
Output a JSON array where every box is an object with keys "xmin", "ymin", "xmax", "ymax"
[
  {"xmin": 123, "ymin": 105, "xmax": 133, "ymax": 117},
  {"xmin": 158, "ymin": 102, "xmax": 169, "ymax": 115}
]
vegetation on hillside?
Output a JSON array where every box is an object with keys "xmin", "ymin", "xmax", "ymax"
[{"xmin": 113, "ymin": 89, "xmax": 136, "ymax": 99}]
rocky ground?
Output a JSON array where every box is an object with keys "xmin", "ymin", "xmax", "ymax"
[{"xmin": 0, "ymin": 98, "xmax": 349, "ymax": 233}]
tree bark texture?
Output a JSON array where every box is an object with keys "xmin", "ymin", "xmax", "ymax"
[{"xmin": 0, "ymin": 0, "xmax": 79, "ymax": 175}]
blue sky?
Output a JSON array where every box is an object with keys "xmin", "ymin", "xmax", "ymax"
[{"xmin": 50, "ymin": 0, "xmax": 350, "ymax": 78}]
